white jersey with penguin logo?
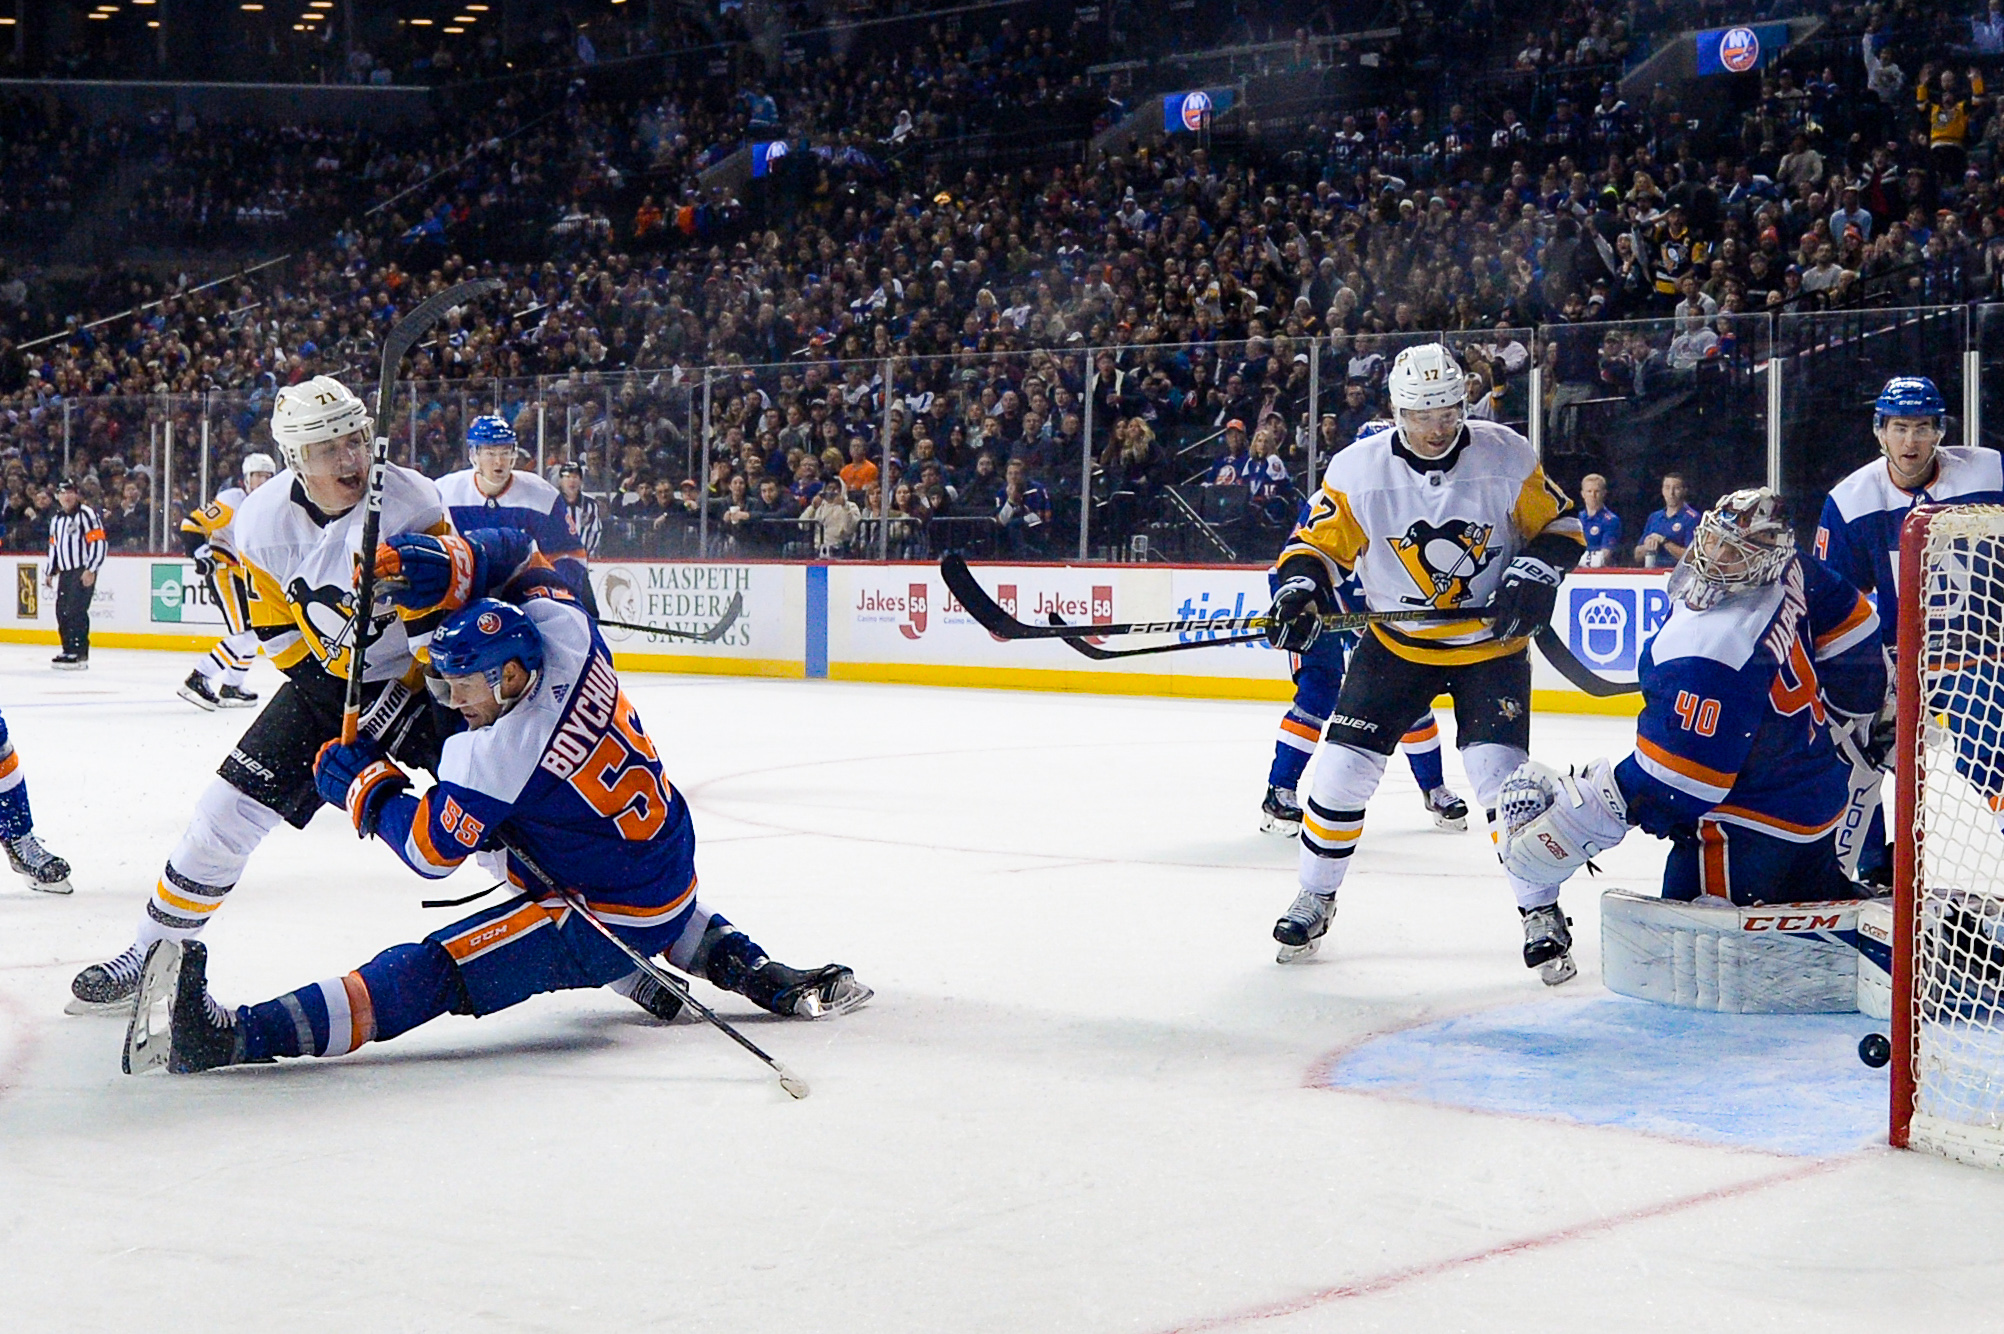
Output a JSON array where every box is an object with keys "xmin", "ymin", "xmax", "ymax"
[
  {"xmin": 1282, "ymin": 418, "xmax": 1583, "ymax": 665},
  {"xmin": 232, "ymin": 463, "xmax": 452, "ymax": 684}
]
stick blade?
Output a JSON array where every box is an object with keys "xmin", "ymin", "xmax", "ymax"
[
  {"xmin": 701, "ymin": 591, "xmax": 745, "ymax": 643},
  {"xmin": 939, "ymin": 553, "xmax": 1026, "ymax": 638},
  {"xmin": 776, "ymin": 1065, "xmax": 811, "ymax": 1099}
]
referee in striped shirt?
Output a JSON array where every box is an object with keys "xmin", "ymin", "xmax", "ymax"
[{"xmin": 46, "ymin": 478, "xmax": 106, "ymax": 670}]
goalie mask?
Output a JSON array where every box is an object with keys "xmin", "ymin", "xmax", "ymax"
[
  {"xmin": 1386, "ymin": 344, "xmax": 1466, "ymax": 459},
  {"xmin": 1666, "ymin": 487, "xmax": 1795, "ymax": 611},
  {"xmin": 270, "ymin": 375, "xmax": 372, "ymax": 513}
]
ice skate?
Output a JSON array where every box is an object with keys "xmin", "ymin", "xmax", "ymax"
[
  {"xmin": 1273, "ymin": 889, "xmax": 1336, "ymax": 963},
  {"xmin": 67, "ymin": 944, "xmax": 144, "ymax": 1015},
  {"xmin": 1423, "ymin": 785, "xmax": 1469, "ymax": 832},
  {"xmin": 6, "ymin": 833, "xmax": 71, "ymax": 894},
  {"xmin": 50, "ymin": 655, "xmax": 86, "ymax": 672},
  {"xmin": 123, "ymin": 940, "xmax": 252, "ymax": 1075},
  {"xmin": 1520, "ymin": 904, "xmax": 1577, "ymax": 986},
  {"xmin": 217, "ymin": 684, "xmax": 260, "ymax": 708},
  {"xmin": 744, "ymin": 961, "xmax": 873, "ymax": 1019},
  {"xmin": 1260, "ymin": 785, "xmax": 1303, "ymax": 835},
  {"xmin": 177, "ymin": 670, "xmax": 221, "ymax": 711}
]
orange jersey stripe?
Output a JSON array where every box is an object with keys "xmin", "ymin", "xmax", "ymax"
[
  {"xmin": 1635, "ymin": 736, "xmax": 1738, "ymax": 790},
  {"xmin": 1698, "ymin": 821, "xmax": 1729, "ymax": 900},
  {"xmin": 1708, "ymin": 803, "xmax": 1842, "ymax": 838},
  {"xmin": 0, "ymin": 752, "xmax": 20, "ymax": 781},
  {"xmin": 440, "ymin": 901, "xmax": 551, "ymax": 961},
  {"xmin": 1280, "ymin": 717, "xmax": 1321, "ymax": 743},
  {"xmin": 343, "ymin": 972, "xmax": 376, "ymax": 1048},
  {"xmin": 1813, "ymin": 596, "xmax": 1873, "ymax": 650}
]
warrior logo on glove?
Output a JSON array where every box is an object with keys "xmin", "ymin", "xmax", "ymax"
[{"xmin": 1389, "ymin": 519, "xmax": 1496, "ymax": 607}]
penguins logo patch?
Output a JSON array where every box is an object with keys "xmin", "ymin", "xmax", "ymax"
[{"xmin": 1387, "ymin": 519, "xmax": 1495, "ymax": 607}]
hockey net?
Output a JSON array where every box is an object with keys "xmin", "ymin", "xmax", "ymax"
[{"xmin": 1895, "ymin": 504, "xmax": 2004, "ymax": 1167}]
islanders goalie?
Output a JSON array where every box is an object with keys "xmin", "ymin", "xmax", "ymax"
[{"xmin": 1495, "ymin": 489, "xmax": 1888, "ymax": 1007}]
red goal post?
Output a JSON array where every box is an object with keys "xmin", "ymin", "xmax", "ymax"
[{"xmin": 1893, "ymin": 503, "xmax": 2004, "ymax": 1167}]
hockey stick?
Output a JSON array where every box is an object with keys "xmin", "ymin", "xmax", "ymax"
[
  {"xmin": 939, "ymin": 553, "xmax": 1469, "ymax": 641},
  {"xmin": 497, "ymin": 836, "xmax": 810, "ymax": 1099},
  {"xmin": 342, "ymin": 277, "xmax": 507, "ymax": 744},
  {"xmin": 596, "ymin": 591, "xmax": 744, "ymax": 643},
  {"xmin": 1533, "ymin": 625, "xmax": 1640, "ymax": 698},
  {"xmin": 1048, "ymin": 613, "xmax": 1271, "ymax": 659}
]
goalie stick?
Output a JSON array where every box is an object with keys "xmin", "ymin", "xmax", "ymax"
[
  {"xmin": 595, "ymin": 591, "xmax": 744, "ymax": 643},
  {"xmin": 497, "ymin": 835, "xmax": 811, "ymax": 1099},
  {"xmin": 939, "ymin": 553, "xmax": 1468, "ymax": 642},
  {"xmin": 343, "ymin": 277, "xmax": 507, "ymax": 744}
]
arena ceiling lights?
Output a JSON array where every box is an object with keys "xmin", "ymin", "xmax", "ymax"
[
  {"xmin": 443, "ymin": 24, "xmax": 464, "ymax": 31},
  {"xmin": 240, "ymin": 4, "xmax": 264, "ymax": 10}
]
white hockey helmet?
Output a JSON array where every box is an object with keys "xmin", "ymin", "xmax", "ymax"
[
  {"xmin": 269, "ymin": 376, "xmax": 371, "ymax": 475},
  {"xmin": 241, "ymin": 452, "xmax": 277, "ymax": 479},
  {"xmin": 1668, "ymin": 487, "xmax": 1796, "ymax": 611},
  {"xmin": 1386, "ymin": 344, "xmax": 1467, "ymax": 454}
]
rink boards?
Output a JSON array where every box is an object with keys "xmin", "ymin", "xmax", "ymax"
[{"xmin": 0, "ymin": 556, "xmax": 1672, "ymax": 715}]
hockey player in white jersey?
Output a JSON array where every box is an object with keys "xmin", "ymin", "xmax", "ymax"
[
  {"xmin": 68, "ymin": 377, "xmax": 461, "ymax": 1013},
  {"xmin": 177, "ymin": 452, "xmax": 277, "ymax": 711},
  {"xmin": 437, "ymin": 414, "xmax": 594, "ymax": 613},
  {"xmin": 1263, "ymin": 343, "xmax": 1586, "ymax": 979},
  {"xmin": 1496, "ymin": 489, "xmax": 1884, "ymax": 911},
  {"xmin": 1814, "ymin": 377, "xmax": 2004, "ymax": 882}
]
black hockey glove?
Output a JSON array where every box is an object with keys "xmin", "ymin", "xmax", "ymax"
[
  {"xmin": 1861, "ymin": 714, "xmax": 1897, "ymax": 771},
  {"xmin": 1491, "ymin": 556, "xmax": 1561, "ymax": 641},
  {"xmin": 1265, "ymin": 575, "xmax": 1326, "ymax": 652},
  {"xmin": 192, "ymin": 544, "xmax": 217, "ymax": 581}
]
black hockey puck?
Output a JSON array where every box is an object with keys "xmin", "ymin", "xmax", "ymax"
[{"xmin": 1859, "ymin": 1033, "xmax": 1892, "ymax": 1069}]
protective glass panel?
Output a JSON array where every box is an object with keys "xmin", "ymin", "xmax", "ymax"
[
  {"xmin": 1535, "ymin": 313, "xmax": 1771, "ymax": 568},
  {"xmin": 1778, "ymin": 306, "xmax": 1969, "ymax": 550}
]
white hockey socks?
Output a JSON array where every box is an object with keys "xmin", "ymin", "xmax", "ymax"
[
  {"xmin": 136, "ymin": 779, "xmax": 283, "ymax": 950},
  {"xmin": 1459, "ymin": 742, "xmax": 1561, "ymax": 908},
  {"xmin": 1297, "ymin": 745, "xmax": 1390, "ymax": 896}
]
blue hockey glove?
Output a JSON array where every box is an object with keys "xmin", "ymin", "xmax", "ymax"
[
  {"xmin": 313, "ymin": 736, "xmax": 409, "ymax": 838},
  {"xmin": 1265, "ymin": 575, "xmax": 1326, "ymax": 652},
  {"xmin": 1491, "ymin": 555, "xmax": 1561, "ymax": 641}
]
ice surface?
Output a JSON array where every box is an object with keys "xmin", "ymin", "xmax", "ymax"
[{"xmin": 3, "ymin": 645, "xmax": 2004, "ymax": 1332}]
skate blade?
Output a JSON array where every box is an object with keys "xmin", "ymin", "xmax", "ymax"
[
  {"xmin": 51, "ymin": 662, "xmax": 88, "ymax": 672},
  {"xmin": 1275, "ymin": 938, "xmax": 1322, "ymax": 964},
  {"xmin": 795, "ymin": 978, "xmax": 873, "ymax": 1019},
  {"xmin": 27, "ymin": 876, "xmax": 74, "ymax": 895},
  {"xmin": 216, "ymin": 695, "xmax": 258, "ymax": 709},
  {"xmin": 65, "ymin": 995, "xmax": 132, "ymax": 1016},
  {"xmin": 1537, "ymin": 952, "xmax": 1578, "ymax": 987},
  {"xmin": 1259, "ymin": 813, "xmax": 1302, "ymax": 836},
  {"xmin": 1430, "ymin": 812, "xmax": 1469, "ymax": 832},
  {"xmin": 122, "ymin": 941, "xmax": 183, "ymax": 1074},
  {"xmin": 176, "ymin": 684, "xmax": 219, "ymax": 711}
]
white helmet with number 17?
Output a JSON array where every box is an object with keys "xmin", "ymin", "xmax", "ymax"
[{"xmin": 1386, "ymin": 344, "xmax": 1467, "ymax": 457}]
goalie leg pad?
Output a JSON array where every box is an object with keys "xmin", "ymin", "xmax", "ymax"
[{"xmin": 1600, "ymin": 889, "xmax": 1871, "ymax": 1013}]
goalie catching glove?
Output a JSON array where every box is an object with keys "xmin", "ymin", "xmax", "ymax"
[
  {"xmin": 313, "ymin": 736, "xmax": 410, "ymax": 839},
  {"xmin": 1496, "ymin": 758, "xmax": 1630, "ymax": 886},
  {"xmin": 1490, "ymin": 555, "xmax": 1561, "ymax": 641}
]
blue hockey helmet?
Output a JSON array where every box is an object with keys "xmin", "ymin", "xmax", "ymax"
[
  {"xmin": 428, "ymin": 599, "xmax": 543, "ymax": 717},
  {"xmin": 466, "ymin": 413, "xmax": 521, "ymax": 457},
  {"xmin": 1874, "ymin": 376, "xmax": 1946, "ymax": 425}
]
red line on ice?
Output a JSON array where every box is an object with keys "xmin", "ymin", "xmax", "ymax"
[{"xmin": 1150, "ymin": 1156, "xmax": 1847, "ymax": 1332}]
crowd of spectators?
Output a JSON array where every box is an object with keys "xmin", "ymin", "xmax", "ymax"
[{"xmin": 0, "ymin": 0, "xmax": 2002, "ymax": 562}]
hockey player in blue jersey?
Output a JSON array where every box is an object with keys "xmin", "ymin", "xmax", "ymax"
[
  {"xmin": 123, "ymin": 536, "xmax": 868, "ymax": 1075},
  {"xmin": 1262, "ymin": 568, "xmax": 1469, "ymax": 835},
  {"xmin": 1814, "ymin": 376, "xmax": 2004, "ymax": 881},
  {"xmin": 1496, "ymin": 489, "xmax": 1884, "ymax": 915},
  {"xmin": 439, "ymin": 415, "xmax": 597, "ymax": 613},
  {"xmin": 0, "ymin": 711, "xmax": 72, "ymax": 893}
]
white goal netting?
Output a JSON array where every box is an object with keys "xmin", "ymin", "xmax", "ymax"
[{"xmin": 1904, "ymin": 504, "xmax": 2004, "ymax": 1168}]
